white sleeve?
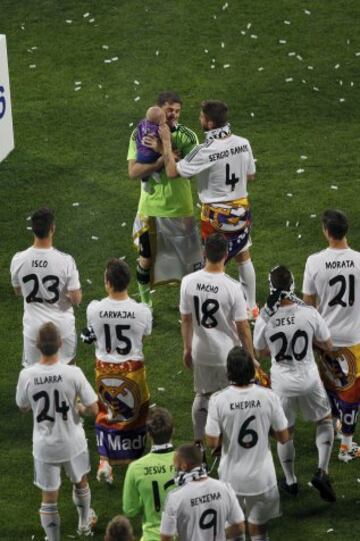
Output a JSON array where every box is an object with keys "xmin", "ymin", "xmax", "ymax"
[
  {"xmin": 66, "ymin": 255, "xmax": 81, "ymax": 291},
  {"xmin": 10, "ymin": 254, "xmax": 20, "ymax": 287},
  {"xmin": 179, "ymin": 278, "xmax": 192, "ymax": 315},
  {"xmin": 314, "ymin": 311, "xmax": 331, "ymax": 342},
  {"xmin": 143, "ymin": 305, "xmax": 153, "ymax": 336},
  {"xmin": 302, "ymin": 258, "xmax": 316, "ymax": 295},
  {"xmin": 16, "ymin": 370, "xmax": 30, "ymax": 409},
  {"xmin": 160, "ymin": 494, "xmax": 177, "ymax": 536},
  {"xmin": 270, "ymin": 392, "xmax": 288, "ymax": 432},
  {"xmin": 86, "ymin": 301, "xmax": 98, "ymax": 327},
  {"xmin": 205, "ymin": 395, "xmax": 221, "ymax": 437},
  {"xmin": 226, "ymin": 484, "xmax": 245, "ymax": 524},
  {"xmin": 176, "ymin": 145, "xmax": 213, "ymax": 178},
  {"xmin": 247, "ymin": 141, "xmax": 256, "ymax": 175},
  {"xmin": 253, "ymin": 317, "xmax": 268, "ymax": 350},
  {"xmin": 75, "ymin": 368, "xmax": 98, "ymax": 406},
  {"xmin": 233, "ymin": 285, "xmax": 248, "ymax": 322}
]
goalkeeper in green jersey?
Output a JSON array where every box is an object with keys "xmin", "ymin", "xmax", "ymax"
[
  {"xmin": 128, "ymin": 91, "xmax": 202, "ymax": 308},
  {"xmin": 123, "ymin": 407, "xmax": 176, "ymax": 541}
]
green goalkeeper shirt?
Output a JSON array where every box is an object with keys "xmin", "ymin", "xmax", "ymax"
[
  {"xmin": 122, "ymin": 447, "xmax": 176, "ymax": 541},
  {"xmin": 127, "ymin": 124, "xmax": 198, "ymax": 218}
]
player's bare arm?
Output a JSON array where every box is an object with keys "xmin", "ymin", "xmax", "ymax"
[
  {"xmin": 247, "ymin": 173, "xmax": 256, "ymax": 181},
  {"xmin": 77, "ymin": 401, "xmax": 99, "ymax": 417},
  {"xmin": 159, "ymin": 124, "xmax": 178, "ymax": 178},
  {"xmin": 313, "ymin": 337, "xmax": 333, "ymax": 353},
  {"xmin": 235, "ymin": 319, "xmax": 258, "ymax": 366},
  {"xmin": 255, "ymin": 347, "xmax": 270, "ymax": 358},
  {"xmin": 303, "ymin": 293, "xmax": 317, "ymax": 306},
  {"xmin": 13, "ymin": 286, "xmax": 22, "ymax": 296},
  {"xmin": 160, "ymin": 535, "xmax": 173, "ymax": 541},
  {"xmin": 128, "ymin": 157, "xmax": 165, "ymax": 179},
  {"xmin": 206, "ymin": 434, "xmax": 220, "ymax": 449},
  {"xmin": 181, "ymin": 313, "xmax": 193, "ymax": 369},
  {"xmin": 68, "ymin": 288, "xmax": 82, "ymax": 306},
  {"xmin": 270, "ymin": 427, "xmax": 290, "ymax": 444},
  {"xmin": 226, "ymin": 522, "xmax": 245, "ymax": 539}
]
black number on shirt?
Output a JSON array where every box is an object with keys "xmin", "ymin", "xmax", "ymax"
[
  {"xmin": 225, "ymin": 163, "xmax": 239, "ymax": 191},
  {"xmin": 151, "ymin": 479, "xmax": 175, "ymax": 512},
  {"xmin": 328, "ymin": 274, "xmax": 355, "ymax": 307},
  {"xmin": 104, "ymin": 324, "xmax": 132, "ymax": 355},
  {"xmin": 193, "ymin": 296, "xmax": 219, "ymax": 328},
  {"xmin": 199, "ymin": 508, "xmax": 217, "ymax": 538},
  {"xmin": 238, "ymin": 415, "xmax": 258, "ymax": 449},
  {"xmin": 33, "ymin": 390, "xmax": 70, "ymax": 422},
  {"xmin": 269, "ymin": 330, "xmax": 309, "ymax": 362},
  {"xmin": 22, "ymin": 274, "xmax": 60, "ymax": 304}
]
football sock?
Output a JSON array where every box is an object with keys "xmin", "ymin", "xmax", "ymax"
[
  {"xmin": 136, "ymin": 264, "xmax": 152, "ymax": 307},
  {"xmin": 72, "ymin": 484, "xmax": 91, "ymax": 530},
  {"xmin": 277, "ymin": 439, "xmax": 297, "ymax": 484},
  {"xmin": 341, "ymin": 434, "xmax": 352, "ymax": 448},
  {"xmin": 39, "ymin": 502, "xmax": 60, "ymax": 541},
  {"xmin": 251, "ymin": 535, "xmax": 267, "ymax": 541},
  {"xmin": 229, "ymin": 534, "xmax": 246, "ymax": 541},
  {"xmin": 192, "ymin": 394, "xmax": 209, "ymax": 441},
  {"xmin": 316, "ymin": 420, "xmax": 334, "ymax": 472},
  {"xmin": 238, "ymin": 259, "xmax": 256, "ymax": 309}
]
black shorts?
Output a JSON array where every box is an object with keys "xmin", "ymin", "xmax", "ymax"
[{"xmin": 139, "ymin": 230, "xmax": 151, "ymax": 258}]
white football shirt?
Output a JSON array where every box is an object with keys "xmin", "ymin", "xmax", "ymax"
[
  {"xmin": 176, "ymin": 134, "xmax": 255, "ymax": 203},
  {"xmin": 303, "ymin": 247, "xmax": 360, "ymax": 347},
  {"xmin": 86, "ymin": 297, "xmax": 152, "ymax": 363},
  {"xmin": 10, "ymin": 247, "xmax": 80, "ymax": 339},
  {"xmin": 206, "ymin": 384, "xmax": 287, "ymax": 495},
  {"xmin": 16, "ymin": 362, "xmax": 97, "ymax": 463},
  {"xmin": 180, "ymin": 270, "xmax": 247, "ymax": 366},
  {"xmin": 253, "ymin": 304, "xmax": 330, "ymax": 395},
  {"xmin": 160, "ymin": 477, "xmax": 244, "ymax": 541}
]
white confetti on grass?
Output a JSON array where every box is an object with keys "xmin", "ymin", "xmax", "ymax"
[
  {"xmin": 250, "ymin": 112, "xmax": 255, "ymax": 117},
  {"xmin": 331, "ymin": 185, "xmax": 338, "ymax": 190},
  {"xmin": 296, "ymin": 55, "xmax": 303, "ymax": 61},
  {"xmin": 284, "ymin": 20, "xmax": 291, "ymax": 25},
  {"xmin": 304, "ymin": 9, "xmax": 311, "ymax": 15},
  {"xmin": 149, "ymin": 403, "xmax": 157, "ymax": 408},
  {"xmin": 250, "ymin": 34, "xmax": 258, "ymax": 39},
  {"xmin": 157, "ymin": 387, "xmax": 165, "ymax": 392},
  {"xmin": 104, "ymin": 59, "xmax": 112, "ymax": 63},
  {"xmin": 83, "ymin": 12, "xmax": 90, "ymax": 18},
  {"xmin": 287, "ymin": 193, "xmax": 293, "ymax": 197},
  {"xmin": 313, "ymin": 86, "xmax": 320, "ymax": 91},
  {"xmin": 26, "ymin": 226, "xmax": 32, "ymax": 230},
  {"xmin": 296, "ymin": 168, "xmax": 304, "ymax": 173},
  {"xmin": 334, "ymin": 64, "xmax": 340, "ymax": 69},
  {"xmin": 134, "ymin": 96, "xmax": 140, "ymax": 101},
  {"xmin": 72, "ymin": 202, "xmax": 80, "ymax": 206},
  {"xmin": 222, "ymin": 2, "xmax": 228, "ymax": 10},
  {"xmin": 286, "ymin": 220, "xmax": 290, "ymax": 227},
  {"xmin": 355, "ymin": 52, "xmax": 360, "ymax": 57},
  {"xmin": 102, "ymin": 45, "xmax": 109, "ymax": 49},
  {"xmin": 91, "ymin": 235, "xmax": 99, "ymax": 240},
  {"xmin": 300, "ymin": 155, "xmax": 308, "ymax": 160},
  {"xmin": 279, "ymin": 39, "xmax": 287, "ymax": 44},
  {"xmin": 75, "ymin": 81, "xmax": 82, "ymax": 85},
  {"xmin": 65, "ymin": 20, "xmax": 72, "ymax": 24},
  {"xmin": 241, "ymin": 31, "xmax": 246, "ymax": 36},
  {"xmin": 221, "ymin": 42, "xmax": 225, "ymax": 48},
  {"xmin": 285, "ymin": 77, "xmax": 293, "ymax": 82},
  {"xmin": 258, "ymin": 66, "xmax": 264, "ymax": 71},
  {"xmin": 307, "ymin": 65, "xmax": 314, "ymax": 70},
  {"xmin": 111, "ymin": 56, "xmax": 119, "ymax": 61},
  {"xmin": 204, "ymin": 49, "xmax": 209, "ymax": 53},
  {"xmin": 247, "ymin": 22, "xmax": 252, "ymax": 29},
  {"xmin": 86, "ymin": 279, "xmax": 92, "ymax": 284},
  {"xmin": 134, "ymin": 79, "xmax": 140, "ymax": 85},
  {"xmin": 210, "ymin": 65, "xmax": 215, "ymax": 69},
  {"xmin": 339, "ymin": 98, "xmax": 346, "ymax": 102},
  {"xmin": 288, "ymin": 52, "xmax": 296, "ymax": 56},
  {"xmin": 310, "ymin": 214, "xmax": 317, "ymax": 218},
  {"xmin": 89, "ymin": 18, "xmax": 95, "ymax": 23},
  {"xmin": 74, "ymin": 87, "xmax": 81, "ymax": 92},
  {"xmin": 223, "ymin": 64, "xmax": 230, "ymax": 68},
  {"xmin": 29, "ymin": 64, "xmax": 36, "ymax": 69},
  {"xmin": 155, "ymin": 50, "xmax": 160, "ymax": 56},
  {"xmin": 326, "ymin": 529, "xmax": 334, "ymax": 534},
  {"xmin": 298, "ymin": 234, "xmax": 302, "ymax": 239},
  {"xmin": 128, "ymin": 122, "xmax": 134, "ymax": 127},
  {"xmin": 121, "ymin": 222, "xmax": 126, "ymax": 227}
]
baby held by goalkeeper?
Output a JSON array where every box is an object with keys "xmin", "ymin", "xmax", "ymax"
[{"xmin": 136, "ymin": 105, "xmax": 166, "ymax": 191}]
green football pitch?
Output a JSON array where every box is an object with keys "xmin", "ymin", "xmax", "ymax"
[{"xmin": 1, "ymin": 1, "xmax": 360, "ymax": 539}]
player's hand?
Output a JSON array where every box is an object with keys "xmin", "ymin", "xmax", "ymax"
[
  {"xmin": 142, "ymin": 134, "xmax": 162, "ymax": 153},
  {"xmin": 159, "ymin": 123, "xmax": 171, "ymax": 143},
  {"xmin": 173, "ymin": 149, "xmax": 181, "ymax": 162},
  {"xmin": 80, "ymin": 326, "xmax": 97, "ymax": 344},
  {"xmin": 183, "ymin": 350, "xmax": 193, "ymax": 369}
]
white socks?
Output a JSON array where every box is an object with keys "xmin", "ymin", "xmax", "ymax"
[
  {"xmin": 316, "ymin": 420, "xmax": 334, "ymax": 472},
  {"xmin": 277, "ymin": 440, "xmax": 297, "ymax": 484},
  {"xmin": 72, "ymin": 484, "xmax": 91, "ymax": 530},
  {"xmin": 192, "ymin": 394, "xmax": 210, "ymax": 441},
  {"xmin": 238, "ymin": 259, "xmax": 256, "ymax": 309},
  {"xmin": 40, "ymin": 502, "xmax": 60, "ymax": 541}
]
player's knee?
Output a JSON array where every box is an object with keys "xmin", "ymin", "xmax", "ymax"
[
  {"xmin": 139, "ymin": 256, "xmax": 151, "ymax": 270},
  {"xmin": 235, "ymin": 249, "xmax": 251, "ymax": 264},
  {"xmin": 192, "ymin": 394, "xmax": 210, "ymax": 440}
]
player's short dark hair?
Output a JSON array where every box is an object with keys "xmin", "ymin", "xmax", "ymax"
[
  {"xmin": 227, "ymin": 346, "xmax": 255, "ymax": 386},
  {"xmin": 322, "ymin": 209, "xmax": 348, "ymax": 240},
  {"xmin": 31, "ymin": 207, "xmax": 55, "ymax": 239},
  {"xmin": 176, "ymin": 443, "xmax": 202, "ymax": 469},
  {"xmin": 146, "ymin": 407, "xmax": 173, "ymax": 444},
  {"xmin": 270, "ymin": 265, "xmax": 293, "ymax": 292},
  {"xmin": 104, "ymin": 515, "xmax": 134, "ymax": 541},
  {"xmin": 201, "ymin": 100, "xmax": 228, "ymax": 128},
  {"xmin": 204, "ymin": 232, "xmax": 228, "ymax": 263},
  {"xmin": 105, "ymin": 259, "xmax": 131, "ymax": 292},
  {"xmin": 36, "ymin": 322, "xmax": 61, "ymax": 356},
  {"xmin": 157, "ymin": 91, "xmax": 182, "ymax": 106}
]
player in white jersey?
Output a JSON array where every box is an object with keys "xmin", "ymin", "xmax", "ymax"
[
  {"xmin": 206, "ymin": 347, "xmax": 289, "ymax": 541},
  {"xmin": 82, "ymin": 258, "xmax": 152, "ymax": 482},
  {"xmin": 10, "ymin": 207, "xmax": 81, "ymax": 366},
  {"xmin": 160, "ymin": 100, "xmax": 258, "ymax": 318},
  {"xmin": 16, "ymin": 322, "xmax": 98, "ymax": 541},
  {"xmin": 180, "ymin": 232, "xmax": 255, "ymax": 451},
  {"xmin": 254, "ymin": 266, "xmax": 336, "ymax": 503},
  {"xmin": 160, "ymin": 443, "xmax": 245, "ymax": 541},
  {"xmin": 303, "ymin": 209, "xmax": 360, "ymax": 462}
]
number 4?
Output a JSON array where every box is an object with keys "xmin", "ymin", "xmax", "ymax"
[{"xmin": 225, "ymin": 163, "xmax": 239, "ymax": 191}]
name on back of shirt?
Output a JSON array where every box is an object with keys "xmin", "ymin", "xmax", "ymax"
[
  {"xmin": 32, "ymin": 259, "xmax": 48, "ymax": 268},
  {"xmin": 325, "ymin": 260, "xmax": 354, "ymax": 269},
  {"xmin": 34, "ymin": 374, "xmax": 63, "ymax": 385},
  {"xmin": 191, "ymin": 491, "xmax": 221, "ymax": 507},
  {"xmin": 230, "ymin": 399, "xmax": 261, "ymax": 411},
  {"xmin": 144, "ymin": 464, "xmax": 176, "ymax": 476},
  {"xmin": 99, "ymin": 310, "xmax": 135, "ymax": 319},
  {"xmin": 209, "ymin": 145, "xmax": 249, "ymax": 162},
  {"xmin": 274, "ymin": 315, "xmax": 295, "ymax": 327},
  {"xmin": 196, "ymin": 283, "xmax": 219, "ymax": 294}
]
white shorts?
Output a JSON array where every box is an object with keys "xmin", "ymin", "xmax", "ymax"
[
  {"xmin": 33, "ymin": 450, "xmax": 90, "ymax": 491},
  {"xmin": 22, "ymin": 332, "xmax": 77, "ymax": 366},
  {"xmin": 237, "ymin": 485, "xmax": 281, "ymax": 525},
  {"xmin": 193, "ymin": 363, "xmax": 228, "ymax": 394},
  {"xmin": 275, "ymin": 378, "xmax": 331, "ymax": 426}
]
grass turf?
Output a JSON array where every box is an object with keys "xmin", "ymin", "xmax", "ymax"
[{"xmin": 1, "ymin": 0, "xmax": 360, "ymax": 539}]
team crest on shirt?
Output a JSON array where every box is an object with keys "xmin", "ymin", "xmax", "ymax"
[
  {"xmin": 318, "ymin": 348, "xmax": 357, "ymax": 392},
  {"xmin": 97, "ymin": 375, "xmax": 141, "ymax": 423}
]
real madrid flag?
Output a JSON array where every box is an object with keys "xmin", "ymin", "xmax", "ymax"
[{"xmin": 0, "ymin": 35, "xmax": 14, "ymax": 162}]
